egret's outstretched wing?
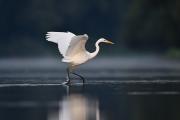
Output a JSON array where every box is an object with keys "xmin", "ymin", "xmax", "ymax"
[
  {"xmin": 46, "ymin": 32, "xmax": 76, "ymax": 57},
  {"xmin": 65, "ymin": 34, "xmax": 88, "ymax": 57}
]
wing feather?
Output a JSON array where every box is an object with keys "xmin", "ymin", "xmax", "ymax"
[
  {"xmin": 65, "ymin": 34, "xmax": 88, "ymax": 57},
  {"xmin": 46, "ymin": 32, "xmax": 76, "ymax": 57}
]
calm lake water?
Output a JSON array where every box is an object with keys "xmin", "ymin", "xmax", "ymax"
[
  {"xmin": 0, "ymin": 83, "xmax": 180, "ymax": 120},
  {"xmin": 0, "ymin": 57, "xmax": 180, "ymax": 120}
]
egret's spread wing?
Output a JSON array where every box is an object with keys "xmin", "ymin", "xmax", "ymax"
[
  {"xmin": 46, "ymin": 32, "xmax": 76, "ymax": 57},
  {"xmin": 65, "ymin": 34, "xmax": 88, "ymax": 57}
]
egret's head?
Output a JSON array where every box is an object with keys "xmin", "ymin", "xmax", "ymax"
[{"xmin": 99, "ymin": 38, "xmax": 114, "ymax": 44}]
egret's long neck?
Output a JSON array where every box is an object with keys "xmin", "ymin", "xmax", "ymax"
[{"xmin": 89, "ymin": 40, "xmax": 101, "ymax": 59}]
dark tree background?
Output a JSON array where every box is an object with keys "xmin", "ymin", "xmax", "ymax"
[{"xmin": 0, "ymin": 0, "xmax": 179, "ymax": 57}]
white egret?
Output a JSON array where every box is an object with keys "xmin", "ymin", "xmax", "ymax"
[{"xmin": 46, "ymin": 31, "xmax": 114, "ymax": 85}]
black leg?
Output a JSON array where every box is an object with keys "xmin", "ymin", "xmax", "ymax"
[
  {"xmin": 72, "ymin": 72, "xmax": 85, "ymax": 84},
  {"xmin": 62, "ymin": 68, "xmax": 71, "ymax": 85}
]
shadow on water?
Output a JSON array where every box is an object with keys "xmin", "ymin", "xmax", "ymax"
[{"xmin": 0, "ymin": 83, "xmax": 180, "ymax": 120}]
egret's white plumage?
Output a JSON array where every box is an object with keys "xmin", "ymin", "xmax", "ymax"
[
  {"xmin": 46, "ymin": 31, "xmax": 114, "ymax": 84},
  {"xmin": 46, "ymin": 32, "xmax": 76, "ymax": 57}
]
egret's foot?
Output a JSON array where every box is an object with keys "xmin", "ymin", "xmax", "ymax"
[{"xmin": 62, "ymin": 79, "xmax": 71, "ymax": 85}]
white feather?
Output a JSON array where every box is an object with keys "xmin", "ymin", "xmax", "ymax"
[
  {"xmin": 61, "ymin": 34, "xmax": 89, "ymax": 64},
  {"xmin": 46, "ymin": 32, "xmax": 76, "ymax": 57},
  {"xmin": 65, "ymin": 34, "xmax": 88, "ymax": 57}
]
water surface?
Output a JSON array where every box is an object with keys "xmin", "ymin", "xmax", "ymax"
[{"xmin": 0, "ymin": 57, "xmax": 180, "ymax": 120}]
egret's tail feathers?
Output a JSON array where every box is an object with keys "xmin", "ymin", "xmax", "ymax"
[{"xmin": 62, "ymin": 57, "xmax": 72, "ymax": 63}]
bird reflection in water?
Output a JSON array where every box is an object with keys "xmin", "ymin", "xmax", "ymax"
[
  {"xmin": 59, "ymin": 94, "xmax": 100, "ymax": 120},
  {"xmin": 48, "ymin": 86, "xmax": 101, "ymax": 120}
]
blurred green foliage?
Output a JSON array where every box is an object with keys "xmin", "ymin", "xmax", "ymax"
[
  {"xmin": 121, "ymin": 0, "xmax": 180, "ymax": 50},
  {"xmin": 167, "ymin": 48, "xmax": 180, "ymax": 58},
  {"xmin": 0, "ymin": 0, "xmax": 179, "ymax": 57}
]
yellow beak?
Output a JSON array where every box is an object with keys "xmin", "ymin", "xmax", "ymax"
[{"xmin": 105, "ymin": 40, "xmax": 114, "ymax": 44}]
